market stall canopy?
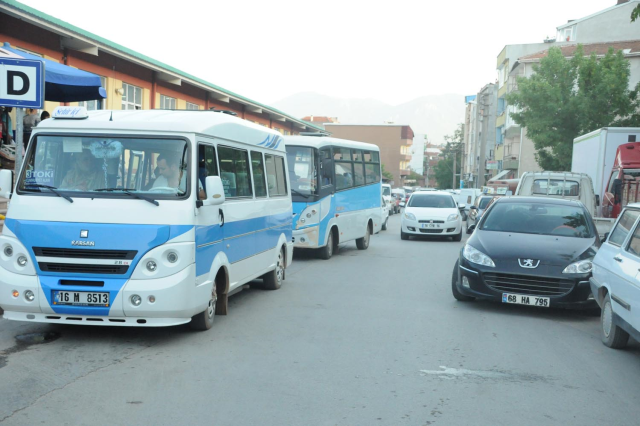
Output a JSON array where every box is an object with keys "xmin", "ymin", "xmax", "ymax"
[{"xmin": 1, "ymin": 42, "xmax": 106, "ymax": 102}]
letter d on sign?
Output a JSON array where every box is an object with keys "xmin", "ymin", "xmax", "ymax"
[{"xmin": 7, "ymin": 70, "xmax": 29, "ymax": 95}]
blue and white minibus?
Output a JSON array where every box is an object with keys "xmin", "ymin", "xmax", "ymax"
[
  {"xmin": 284, "ymin": 135, "xmax": 382, "ymax": 259},
  {"xmin": 0, "ymin": 107, "xmax": 293, "ymax": 330}
]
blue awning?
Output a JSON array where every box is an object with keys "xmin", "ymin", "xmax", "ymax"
[{"xmin": 2, "ymin": 42, "xmax": 107, "ymax": 103}]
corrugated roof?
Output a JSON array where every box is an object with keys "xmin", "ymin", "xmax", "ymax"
[
  {"xmin": 0, "ymin": 0, "xmax": 325, "ymax": 132},
  {"xmin": 519, "ymin": 40, "xmax": 640, "ymax": 61}
]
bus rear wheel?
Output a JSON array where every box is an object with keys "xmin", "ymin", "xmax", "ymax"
[
  {"xmin": 263, "ymin": 247, "xmax": 284, "ymax": 290},
  {"xmin": 190, "ymin": 286, "xmax": 217, "ymax": 331},
  {"xmin": 356, "ymin": 223, "xmax": 371, "ymax": 250}
]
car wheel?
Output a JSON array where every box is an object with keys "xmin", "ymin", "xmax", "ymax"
[
  {"xmin": 601, "ymin": 293, "xmax": 629, "ymax": 349},
  {"xmin": 452, "ymin": 229, "xmax": 462, "ymax": 242},
  {"xmin": 452, "ymin": 260, "xmax": 474, "ymax": 302},
  {"xmin": 382, "ymin": 217, "xmax": 388, "ymax": 231}
]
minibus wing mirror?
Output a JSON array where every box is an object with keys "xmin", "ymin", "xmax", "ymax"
[
  {"xmin": 0, "ymin": 169, "xmax": 13, "ymax": 198},
  {"xmin": 203, "ymin": 176, "xmax": 225, "ymax": 206}
]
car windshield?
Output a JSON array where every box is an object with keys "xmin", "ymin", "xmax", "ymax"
[
  {"xmin": 285, "ymin": 145, "xmax": 317, "ymax": 196},
  {"xmin": 409, "ymin": 194, "xmax": 455, "ymax": 208},
  {"xmin": 17, "ymin": 135, "xmax": 189, "ymax": 197},
  {"xmin": 478, "ymin": 197, "xmax": 493, "ymax": 209},
  {"xmin": 480, "ymin": 202, "xmax": 593, "ymax": 238}
]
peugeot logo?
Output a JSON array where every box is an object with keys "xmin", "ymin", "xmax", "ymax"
[{"xmin": 518, "ymin": 258, "xmax": 540, "ymax": 268}]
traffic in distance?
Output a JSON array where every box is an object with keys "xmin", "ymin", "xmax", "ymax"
[{"xmin": 0, "ymin": 108, "xmax": 639, "ymax": 352}]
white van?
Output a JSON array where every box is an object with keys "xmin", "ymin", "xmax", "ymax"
[
  {"xmin": 0, "ymin": 107, "xmax": 293, "ymax": 330},
  {"xmin": 382, "ymin": 183, "xmax": 395, "ymax": 214}
]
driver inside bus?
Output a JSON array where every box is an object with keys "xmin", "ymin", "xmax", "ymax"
[
  {"xmin": 153, "ymin": 153, "xmax": 206, "ymax": 198},
  {"xmin": 60, "ymin": 149, "xmax": 104, "ymax": 191}
]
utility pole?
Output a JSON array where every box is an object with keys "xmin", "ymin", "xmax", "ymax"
[
  {"xmin": 478, "ymin": 90, "xmax": 491, "ymax": 189},
  {"xmin": 452, "ymin": 148, "xmax": 456, "ymax": 189}
]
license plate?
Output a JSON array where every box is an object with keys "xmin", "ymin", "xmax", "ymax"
[
  {"xmin": 53, "ymin": 291, "xmax": 110, "ymax": 307},
  {"xmin": 502, "ymin": 293, "xmax": 549, "ymax": 308},
  {"xmin": 421, "ymin": 223, "xmax": 440, "ymax": 228}
]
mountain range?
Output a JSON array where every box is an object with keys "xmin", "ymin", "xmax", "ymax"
[{"xmin": 272, "ymin": 92, "xmax": 465, "ymax": 145}]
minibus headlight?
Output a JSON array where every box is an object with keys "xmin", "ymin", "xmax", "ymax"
[
  {"xmin": 24, "ymin": 290, "xmax": 35, "ymax": 302},
  {"xmin": 17, "ymin": 256, "xmax": 28, "ymax": 267},
  {"xmin": 131, "ymin": 295, "xmax": 142, "ymax": 306},
  {"xmin": 146, "ymin": 261, "xmax": 157, "ymax": 272},
  {"xmin": 167, "ymin": 252, "xmax": 178, "ymax": 263},
  {"xmin": 4, "ymin": 245, "xmax": 13, "ymax": 257}
]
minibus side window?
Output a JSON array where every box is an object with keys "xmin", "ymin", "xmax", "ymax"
[
  {"xmin": 198, "ymin": 144, "xmax": 218, "ymax": 199},
  {"xmin": 265, "ymin": 154, "xmax": 288, "ymax": 197},
  {"xmin": 218, "ymin": 145, "xmax": 252, "ymax": 198},
  {"xmin": 250, "ymin": 151, "xmax": 267, "ymax": 197}
]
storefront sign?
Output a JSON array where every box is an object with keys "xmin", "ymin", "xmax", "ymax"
[{"xmin": 486, "ymin": 160, "xmax": 498, "ymax": 170}]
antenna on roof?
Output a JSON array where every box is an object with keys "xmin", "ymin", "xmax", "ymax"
[{"xmin": 109, "ymin": 111, "xmax": 113, "ymax": 122}]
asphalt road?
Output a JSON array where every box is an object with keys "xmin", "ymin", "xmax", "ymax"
[{"xmin": 0, "ymin": 214, "xmax": 639, "ymax": 426}]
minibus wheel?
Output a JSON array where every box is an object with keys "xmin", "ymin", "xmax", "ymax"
[
  {"xmin": 356, "ymin": 222, "xmax": 371, "ymax": 250},
  {"xmin": 190, "ymin": 286, "xmax": 217, "ymax": 330},
  {"xmin": 319, "ymin": 229, "xmax": 335, "ymax": 260},
  {"xmin": 263, "ymin": 247, "xmax": 284, "ymax": 290}
]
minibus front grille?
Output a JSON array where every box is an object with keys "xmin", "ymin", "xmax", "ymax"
[
  {"xmin": 33, "ymin": 247, "xmax": 137, "ymax": 260},
  {"xmin": 39, "ymin": 263, "xmax": 129, "ymax": 275}
]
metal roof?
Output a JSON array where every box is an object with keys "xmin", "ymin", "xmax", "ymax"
[
  {"xmin": 284, "ymin": 135, "xmax": 380, "ymax": 151},
  {"xmin": 0, "ymin": 0, "xmax": 325, "ymax": 132}
]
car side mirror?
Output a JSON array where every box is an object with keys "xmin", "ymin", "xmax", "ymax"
[
  {"xmin": 458, "ymin": 203, "xmax": 466, "ymax": 210},
  {"xmin": 470, "ymin": 205, "xmax": 478, "ymax": 210},
  {"xmin": 203, "ymin": 176, "xmax": 225, "ymax": 206},
  {"xmin": 603, "ymin": 232, "xmax": 610, "ymax": 241},
  {"xmin": 0, "ymin": 169, "xmax": 13, "ymax": 198}
]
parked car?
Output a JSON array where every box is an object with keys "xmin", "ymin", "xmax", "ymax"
[
  {"xmin": 380, "ymin": 196, "xmax": 389, "ymax": 231},
  {"xmin": 452, "ymin": 197, "xmax": 600, "ymax": 310},
  {"xmin": 466, "ymin": 195, "xmax": 499, "ymax": 233},
  {"xmin": 590, "ymin": 204, "xmax": 640, "ymax": 349},
  {"xmin": 401, "ymin": 191, "xmax": 464, "ymax": 241}
]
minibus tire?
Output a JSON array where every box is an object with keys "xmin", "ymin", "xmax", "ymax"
[
  {"xmin": 356, "ymin": 223, "xmax": 371, "ymax": 250},
  {"xmin": 190, "ymin": 287, "xmax": 217, "ymax": 331},
  {"xmin": 263, "ymin": 247, "xmax": 284, "ymax": 290},
  {"xmin": 319, "ymin": 231, "xmax": 334, "ymax": 260}
]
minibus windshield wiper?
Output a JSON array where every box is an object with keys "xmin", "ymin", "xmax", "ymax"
[
  {"xmin": 95, "ymin": 188, "xmax": 159, "ymax": 206},
  {"xmin": 291, "ymin": 189, "xmax": 310, "ymax": 199},
  {"xmin": 25, "ymin": 184, "xmax": 73, "ymax": 203}
]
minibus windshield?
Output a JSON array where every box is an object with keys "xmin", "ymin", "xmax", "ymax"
[
  {"xmin": 286, "ymin": 146, "xmax": 317, "ymax": 197},
  {"xmin": 17, "ymin": 135, "xmax": 189, "ymax": 199}
]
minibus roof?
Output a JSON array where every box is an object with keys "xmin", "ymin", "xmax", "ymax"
[
  {"xmin": 36, "ymin": 109, "xmax": 286, "ymax": 151},
  {"xmin": 284, "ymin": 135, "xmax": 379, "ymax": 152}
]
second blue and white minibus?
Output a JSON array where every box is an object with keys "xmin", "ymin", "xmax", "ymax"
[
  {"xmin": 0, "ymin": 107, "xmax": 293, "ymax": 330},
  {"xmin": 284, "ymin": 135, "xmax": 383, "ymax": 259}
]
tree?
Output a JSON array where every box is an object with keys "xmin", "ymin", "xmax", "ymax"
[
  {"xmin": 434, "ymin": 124, "xmax": 464, "ymax": 189},
  {"xmin": 507, "ymin": 45, "xmax": 640, "ymax": 170},
  {"xmin": 632, "ymin": 4, "xmax": 639, "ymax": 22},
  {"xmin": 381, "ymin": 163, "xmax": 394, "ymax": 182}
]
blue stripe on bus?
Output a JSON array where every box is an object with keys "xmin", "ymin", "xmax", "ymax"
[{"xmin": 195, "ymin": 211, "xmax": 292, "ymax": 277}]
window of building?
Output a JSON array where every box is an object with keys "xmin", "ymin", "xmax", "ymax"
[
  {"xmin": 186, "ymin": 102, "xmax": 199, "ymax": 110},
  {"xmin": 122, "ymin": 83, "xmax": 142, "ymax": 110},
  {"xmin": 160, "ymin": 95, "xmax": 176, "ymax": 110},
  {"xmin": 79, "ymin": 76, "xmax": 107, "ymax": 111},
  {"xmin": 557, "ymin": 25, "xmax": 576, "ymax": 42},
  {"xmin": 265, "ymin": 154, "xmax": 287, "ymax": 196},
  {"xmin": 218, "ymin": 146, "xmax": 252, "ymax": 198},
  {"xmin": 251, "ymin": 151, "xmax": 267, "ymax": 197}
]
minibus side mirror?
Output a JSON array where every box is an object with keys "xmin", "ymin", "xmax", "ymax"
[
  {"xmin": 203, "ymin": 176, "xmax": 225, "ymax": 206},
  {"xmin": 0, "ymin": 169, "xmax": 13, "ymax": 198}
]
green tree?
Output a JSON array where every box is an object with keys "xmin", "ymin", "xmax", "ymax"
[
  {"xmin": 507, "ymin": 45, "xmax": 640, "ymax": 170},
  {"xmin": 381, "ymin": 163, "xmax": 394, "ymax": 181},
  {"xmin": 434, "ymin": 124, "xmax": 464, "ymax": 189},
  {"xmin": 632, "ymin": 4, "xmax": 639, "ymax": 22}
]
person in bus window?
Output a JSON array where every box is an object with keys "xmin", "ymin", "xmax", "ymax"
[
  {"xmin": 153, "ymin": 153, "xmax": 186, "ymax": 192},
  {"xmin": 60, "ymin": 149, "xmax": 104, "ymax": 191}
]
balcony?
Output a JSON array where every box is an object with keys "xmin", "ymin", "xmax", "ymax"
[
  {"xmin": 497, "ymin": 84, "xmax": 508, "ymax": 99},
  {"xmin": 495, "ymin": 113, "xmax": 506, "ymax": 128},
  {"xmin": 503, "ymin": 156, "xmax": 519, "ymax": 170}
]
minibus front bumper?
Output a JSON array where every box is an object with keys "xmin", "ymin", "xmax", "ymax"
[{"xmin": 292, "ymin": 225, "xmax": 320, "ymax": 249}]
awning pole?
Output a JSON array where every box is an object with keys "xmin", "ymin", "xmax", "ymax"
[{"xmin": 14, "ymin": 107, "xmax": 24, "ymax": 177}]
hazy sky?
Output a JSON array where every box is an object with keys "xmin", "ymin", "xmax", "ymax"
[{"xmin": 17, "ymin": 0, "xmax": 613, "ymax": 106}]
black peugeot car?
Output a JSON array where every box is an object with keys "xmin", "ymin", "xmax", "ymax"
[{"xmin": 452, "ymin": 197, "xmax": 599, "ymax": 309}]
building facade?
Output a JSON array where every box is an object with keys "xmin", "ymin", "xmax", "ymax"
[
  {"xmin": 0, "ymin": 0, "xmax": 323, "ymax": 149},
  {"xmin": 323, "ymin": 124, "xmax": 414, "ymax": 187}
]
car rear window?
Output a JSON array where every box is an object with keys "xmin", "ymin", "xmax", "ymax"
[
  {"xmin": 609, "ymin": 209, "xmax": 640, "ymax": 246},
  {"xmin": 478, "ymin": 197, "xmax": 492, "ymax": 209},
  {"xmin": 480, "ymin": 202, "xmax": 593, "ymax": 238}
]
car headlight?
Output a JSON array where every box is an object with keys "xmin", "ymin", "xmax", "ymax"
[
  {"xmin": 562, "ymin": 259, "xmax": 593, "ymax": 274},
  {"xmin": 463, "ymin": 244, "xmax": 495, "ymax": 267},
  {"xmin": 447, "ymin": 214, "xmax": 459, "ymax": 222},
  {"xmin": 405, "ymin": 212, "xmax": 416, "ymax": 221}
]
